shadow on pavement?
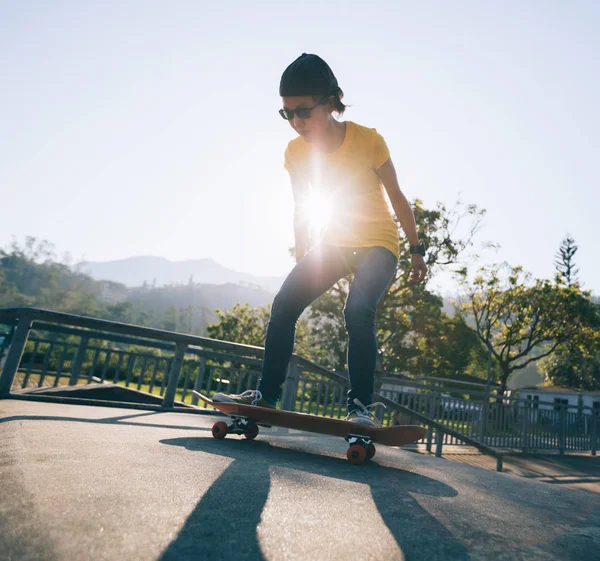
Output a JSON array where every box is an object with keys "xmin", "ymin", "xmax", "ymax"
[
  {"xmin": 0, "ymin": 412, "xmax": 212, "ymax": 432},
  {"xmin": 160, "ymin": 436, "xmax": 471, "ymax": 561},
  {"xmin": 3, "ymin": 405, "xmax": 600, "ymax": 560}
]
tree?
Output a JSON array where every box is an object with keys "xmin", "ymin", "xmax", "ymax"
[
  {"xmin": 205, "ymin": 303, "xmax": 316, "ymax": 361},
  {"xmin": 554, "ymin": 234, "xmax": 579, "ymax": 287},
  {"xmin": 456, "ymin": 263, "xmax": 600, "ymax": 395},
  {"xmin": 104, "ymin": 302, "xmax": 135, "ymax": 324},
  {"xmin": 538, "ymin": 296, "xmax": 600, "ymax": 390},
  {"xmin": 1, "ymin": 237, "xmax": 57, "ymax": 299},
  {"xmin": 162, "ymin": 306, "xmax": 180, "ymax": 332},
  {"xmin": 207, "ymin": 304, "xmax": 271, "ymax": 348},
  {"xmin": 412, "ymin": 313, "xmax": 490, "ymax": 380},
  {"xmin": 0, "ymin": 268, "xmax": 32, "ymax": 307},
  {"xmin": 306, "ymin": 199, "xmax": 489, "ymax": 375},
  {"xmin": 539, "ymin": 339, "xmax": 600, "ymax": 391},
  {"xmin": 0, "ymin": 237, "xmax": 107, "ymax": 314},
  {"xmin": 547, "ymin": 233, "xmax": 598, "ymax": 388}
]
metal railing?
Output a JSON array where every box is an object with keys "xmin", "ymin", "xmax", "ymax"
[
  {"xmin": 381, "ymin": 388, "xmax": 599, "ymax": 455},
  {"xmin": 11, "ymin": 306, "xmax": 590, "ymax": 471}
]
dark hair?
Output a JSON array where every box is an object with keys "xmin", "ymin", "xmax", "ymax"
[
  {"xmin": 312, "ymin": 89, "xmax": 347, "ymax": 116},
  {"xmin": 329, "ymin": 88, "xmax": 347, "ymax": 115}
]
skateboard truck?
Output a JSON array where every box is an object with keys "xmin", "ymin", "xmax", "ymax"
[
  {"xmin": 212, "ymin": 415, "xmax": 259, "ymax": 440},
  {"xmin": 345, "ymin": 434, "xmax": 376, "ymax": 464}
]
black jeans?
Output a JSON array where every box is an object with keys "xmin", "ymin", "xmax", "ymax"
[{"xmin": 257, "ymin": 244, "xmax": 398, "ymax": 412}]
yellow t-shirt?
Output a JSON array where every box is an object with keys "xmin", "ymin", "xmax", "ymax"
[{"xmin": 283, "ymin": 121, "xmax": 399, "ymax": 258}]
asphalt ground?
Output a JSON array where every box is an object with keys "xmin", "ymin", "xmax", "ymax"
[{"xmin": 1, "ymin": 399, "xmax": 599, "ymax": 561}]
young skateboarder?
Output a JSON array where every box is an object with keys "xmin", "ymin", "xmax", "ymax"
[{"xmin": 214, "ymin": 53, "xmax": 426, "ymax": 426}]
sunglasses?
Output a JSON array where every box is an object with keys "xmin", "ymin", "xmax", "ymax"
[{"xmin": 279, "ymin": 98, "xmax": 328, "ymax": 121}]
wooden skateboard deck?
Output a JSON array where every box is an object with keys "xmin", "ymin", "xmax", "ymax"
[{"xmin": 193, "ymin": 391, "xmax": 426, "ymax": 464}]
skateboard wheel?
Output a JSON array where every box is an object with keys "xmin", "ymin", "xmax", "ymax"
[
  {"xmin": 212, "ymin": 421, "xmax": 228, "ymax": 439},
  {"xmin": 366, "ymin": 443, "xmax": 376, "ymax": 460},
  {"xmin": 347, "ymin": 444, "xmax": 366, "ymax": 465},
  {"xmin": 244, "ymin": 424, "xmax": 259, "ymax": 440}
]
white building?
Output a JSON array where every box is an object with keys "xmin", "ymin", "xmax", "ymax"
[
  {"xmin": 519, "ymin": 386, "xmax": 600, "ymax": 415},
  {"xmin": 379, "ymin": 377, "xmax": 418, "ymax": 395}
]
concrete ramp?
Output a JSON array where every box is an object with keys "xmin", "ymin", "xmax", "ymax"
[{"xmin": 1, "ymin": 399, "xmax": 599, "ymax": 561}]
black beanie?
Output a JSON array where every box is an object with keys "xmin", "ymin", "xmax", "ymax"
[{"xmin": 279, "ymin": 53, "xmax": 342, "ymax": 98}]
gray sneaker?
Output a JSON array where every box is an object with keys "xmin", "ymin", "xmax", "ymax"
[
  {"xmin": 344, "ymin": 399, "xmax": 386, "ymax": 427},
  {"xmin": 212, "ymin": 390, "xmax": 276, "ymax": 409}
]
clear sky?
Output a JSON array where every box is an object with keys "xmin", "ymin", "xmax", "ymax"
[{"xmin": 1, "ymin": 1, "xmax": 599, "ymax": 295}]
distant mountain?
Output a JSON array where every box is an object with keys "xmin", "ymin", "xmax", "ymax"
[
  {"xmin": 127, "ymin": 282, "xmax": 277, "ymax": 316},
  {"xmin": 77, "ymin": 256, "xmax": 286, "ymax": 292}
]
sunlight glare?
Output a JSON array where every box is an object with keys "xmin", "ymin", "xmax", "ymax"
[{"xmin": 307, "ymin": 189, "xmax": 332, "ymax": 236}]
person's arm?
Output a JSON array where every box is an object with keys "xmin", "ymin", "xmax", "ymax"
[
  {"xmin": 289, "ymin": 172, "xmax": 310, "ymax": 263},
  {"xmin": 376, "ymin": 158, "xmax": 427, "ymax": 283}
]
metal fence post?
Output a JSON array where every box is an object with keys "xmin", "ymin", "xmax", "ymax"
[
  {"xmin": 280, "ymin": 356, "xmax": 301, "ymax": 412},
  {"xmin": 521, "ymin": 402, "xmax": 529, "ymax": 452},
  {"xmin": 191, "ymin": 357, "xmax": 206, "ymax": 406},
  {"xmin": 481, "ymin": 341, "xmax": 492, "ymax": 443},
  {"xmin": 69, "ymin": 335, "xmax": 89, "ymax": 386},
  {"xmin": 426, "ymin": 393, "xmax": 436, "ymax": 452},
  {"xmin": 480, "ymin": 395, "xmax": 490, "ymax": 444},
  {"xmin": 559, "ymin": 404, "xmax": 566, "ymax": 455},
  {"xmin": 591, "ymin": 409, "xmax": 597, "ymax": 456},
  {"xmin": 161, "ymin": 343, "xmax": 187, "ymax": 409},
  {"xmin": 0, "ymin": 325, "xmax": 14, "ymax": 368},
  {"xmin": 426, "ymin": 425, "xmax": 434, "ymax": 452},
  {"xmin": 0, "ymin": 315, "xmax": 33, "ymax": 398},
  {"xmin": 435, "ymin": 429, "xmax": 444, "ymax": 457}
]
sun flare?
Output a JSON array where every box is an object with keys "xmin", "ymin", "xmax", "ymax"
[{"xmin": 307, "ymin": 189, "xmax": 332, "ymax": 234}]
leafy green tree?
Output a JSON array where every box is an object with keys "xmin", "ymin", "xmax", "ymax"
[
  {"xmin": 538, "ymin": 293, "xmax": 600, "ymax": 390},
  {"xmin": 539, "ymin": 339, "xmax": 600, "ymax": 390},
  {"xmin": 554, "ymin": 234, "xmax": 579, "ymax": 287},
  {"xmin": 545, "ymin": 234, "xmax": 600, "ymax": 389},
  {"xmin": 137, "ymin": 307, "xmax": 157, "ymax": 328},
  {"xmin": 456, "ymin": 263, "xmax": 600, "ymax": 395},
  {"xmin": 207, "ymin": 304, "xmax": 272, "ymax": 348},
  {"xmin": 0, "ymin": 268, "xmax": 32, "ymax": 307},
  {"xmin": 162, "ymin": 306, "xmax": 180, "ymax": 332},
  {"xmin": 1, "ymin": 237, "xmax": 56, "ymax": 299},
  {"xmin": 306, "ymin": 199, "xmax": 489, "ymax": 375},
  {"xmin": 104, "ymin": 302, "xmax": 135, "ymax": 324},
  {"xmin": 206, "ymin": 303, "xmax": 315, "ymax": 359},
  {"xmin": 412, "ymin": 313, "xmax": 490, "ymax": 379}
]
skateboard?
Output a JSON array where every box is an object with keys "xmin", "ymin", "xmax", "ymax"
[{"xmin": 193, "ymin": 391, "xmax": 427, "ymax": 465}]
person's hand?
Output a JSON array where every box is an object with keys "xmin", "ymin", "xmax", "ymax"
[{"xmin": 409, "ymin": 254, "xmax": 427, "ymax": 284}]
